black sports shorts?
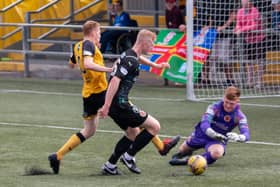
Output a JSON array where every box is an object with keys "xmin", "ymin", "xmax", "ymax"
[
  {"xmin": 109, "ymin": 101, "xmax": 148, "ymax": 130},
  {"xmin": 83, "ymin": 91, "xmax": 106, "ymax": 118}
]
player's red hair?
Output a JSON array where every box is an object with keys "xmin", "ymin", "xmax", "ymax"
[
  {"xmin": 224, "ymin": 86, "xmax": 241, "ymax": 101},
  {"xmin": 83, "ymin": 20, "xmax": 100, "ymax": 37}
]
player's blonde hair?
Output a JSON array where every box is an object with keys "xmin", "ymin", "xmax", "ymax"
[
  {"xmin": 135, "ymin": 29, "xmax": 156, "ymax": 44},
  {"xmin": 224, "ymin": 86, "xmax": 241, "ymax": 101},
  {"xmin": 83, "ymin": 20, "xmax": 100, "ymax": 36}
]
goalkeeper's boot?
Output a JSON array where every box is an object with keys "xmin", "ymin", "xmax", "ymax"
[
  {"xmin": 101, "ymin": 163, "xmax": 121, "ymax": 175},
  {"xmin": 169, "ymin": 157, "xmax": 188, "ymax": 166},
  {"xmin": 120, "ymin": 154, "xmax": 141, "ymax": 174},
  {"xmin": 48, "ymin": 153, "xmax": 60, "ymax": 174},
  {"xmin": 159, "ymin": 135, "xmax": 181, "ymax": 156},
  {"xmin": 169, "ymin": 151, "xmax": 191, "ymax": 166}
]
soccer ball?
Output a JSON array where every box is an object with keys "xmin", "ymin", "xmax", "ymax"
[{"xmin": 187, "ymin": 155, "xmax": 207, "ymax": 175}]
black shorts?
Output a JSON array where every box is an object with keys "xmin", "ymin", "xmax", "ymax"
[
  {"xmin": 109, "ymin": 101, "xmax": 148, "ymax": 130},
  {"xmin": 83, "ymin": 91, "xmax": 106, "ymax": 118}
]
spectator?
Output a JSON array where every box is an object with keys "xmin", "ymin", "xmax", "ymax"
[
  {"xmin": 165, "ymin": 0, "xmax": 185, "ymax": 29},
  {"xmin": 164, "ymin": 0, "xmax": 185, "ymax": 86},
  {"xmin": 272, "ymin": 0, "xmax": 280, "ymax": 30},
  {"xmin": 269, "ymin": 0, "xmax": 280, "ymax": 51},
  {"xmin": 234, "ymin": 0, "xmax": 266, "ymax": 88},
  {"xmin": 178, "ymin": 0, "xmax": 186, "ymax": 15},
  {"xmin": 208, "ymin": 0, "xmax": 238, "ymax": 86},
  {"xmin": 255, "ymin": 0, "xmax": 273, "ymax": 19},
  {"xmin": 194, "ymin": 0, "xmax": 212, "ymax": 32},
  {"xmin": 100, "ymin": 0, "xmax": 131, "ymax": 53},
  {"xmin": 191, "ymin": 0, "xmax": 214, "ymax": 85}
]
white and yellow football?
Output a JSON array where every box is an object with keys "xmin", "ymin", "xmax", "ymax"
[{"xmin": 187, "ymin": 155, "xmax": 207, "ymax": 175}]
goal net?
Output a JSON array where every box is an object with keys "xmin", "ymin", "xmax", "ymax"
[{"xmin": 187, "ymin": 0, "xmax": 280, "ymax": 100}]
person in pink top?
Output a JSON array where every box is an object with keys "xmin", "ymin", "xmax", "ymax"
[{"xmin": 234, "ymin": 0, "xmax": 265, "ymax": 88}]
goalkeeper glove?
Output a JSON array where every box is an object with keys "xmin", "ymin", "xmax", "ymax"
[
  {"xmin": 205, "ymin": 128, "xmax": 228, "ymax": 143},
  {"xmin": 226, "ymin": 132, "xmax": 246, "ymax": 142}
]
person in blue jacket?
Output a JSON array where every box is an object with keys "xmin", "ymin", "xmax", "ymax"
[{"xmin": 100, "ymin": 0, "xmax": 132, "ymax": 53}]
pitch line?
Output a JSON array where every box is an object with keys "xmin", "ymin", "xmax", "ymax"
[
  {"xmin": 0, "ymin": 89, "xmax": 184, "ymax": 101},
  {"xmin": 1, "ymin": 121, "xmax": 280, "ymax": 146},
  {"xmin": 1, "ymin": 89, "xmax": 280, "ymax": 107}
]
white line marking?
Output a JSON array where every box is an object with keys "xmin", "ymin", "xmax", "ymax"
[
  {"xmin": 1, "ymin": 121, "xmax": 280, "ymax": 146},
  {"xmin": 0, "ymin": 89, "xmax": 185, "ymax": 101},
  {"xmin": 197, "ymin": 100, "xmax": 280, "ymax": 108},
  {"xmin": 0, "ymin": 89, "xmax": 79, "ymax": 96},
  {"xmin": 1, "ymin": 89, "xmax": 280, "ymax": 107}
]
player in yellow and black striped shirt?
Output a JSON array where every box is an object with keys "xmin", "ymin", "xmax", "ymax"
[{"xmin": 48, "ymin": 20, "xmax": 112, "ymax": 174}]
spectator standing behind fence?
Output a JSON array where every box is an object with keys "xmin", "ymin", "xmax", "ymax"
[
  {"xmin": 208, "ymin": 0, "xmax": 238, "ymax": 86},
  {"xmin": 234, "ymin": 0, "xmax": 265, "ymax": 88},
  {"xmin": 164, "ymin": 0, "xmax": 185, "ymax": 86},
  {"xmin": 165, "ymin": 0, "xmax": 185, "ymax": 29},
  {"xmin": 179, "ymin": 0, "xmax": 214, "ymax": 85},
  {"xmin": 100, "ymin": 0, "xmax": 131, "ymax": 53},
  {"xmin": 272, "ymin": 0, "xmax": 280, "ymax": 30}
]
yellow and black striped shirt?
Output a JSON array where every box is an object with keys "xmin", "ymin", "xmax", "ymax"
[{"xmin": 70, "ymin": 40, "xmax": 108, "ymax": 98}]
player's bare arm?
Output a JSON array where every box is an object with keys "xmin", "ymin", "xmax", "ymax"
[
  {"xmin": 139, "ymin": 55, "xmax": 170, "ymax": 69},
  {"xmin": 84, "ymin": 56, "xmax": 113, "ymax": 72},
  {"xmin": 99, "ymin": 76, "xmax": 121, "ymax": 118}
]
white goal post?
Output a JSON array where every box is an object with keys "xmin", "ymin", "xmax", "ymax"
[{"xmin": 186, "ymin": 0, "xmax": 280, "ymax": 100}]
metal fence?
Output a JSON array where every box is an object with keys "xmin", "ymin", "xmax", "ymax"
[{"xmin": 0, "ymin": 22, "xmax": 162, "ymax": 77}]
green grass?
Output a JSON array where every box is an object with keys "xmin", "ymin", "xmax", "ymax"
[{"xmin": 0, "ymin": 77, "xmax": 280, "ymax": 187}]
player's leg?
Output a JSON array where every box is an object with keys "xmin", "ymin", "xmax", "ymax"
[
  {"xmin": 49, "ymin": 92, "xmax": 104, "ymax": 174},
  {"xmin": 121, "ymin": 115, "xmax": 160, "ymax": 174},
  {"xmin": 202, "ymin": 142, "xmax": 225, "ymax": 165},
  {"xmin": 48, "ymin": 116, "xmax": 97, "ymax": 174},
  {"xmin": 169, "ymin": 136, "xmax": 195, "ymax": 166},
  {"xmin": 141, "ymin": 128, "xmax": 180, "ymax": 156},
  {"xmin": 102, "ymin": 127, "xmax": 139, "ymax": 175},
  {"xmin": 57, "ymin": 117, "xmax": 97, "ymax": 159}
]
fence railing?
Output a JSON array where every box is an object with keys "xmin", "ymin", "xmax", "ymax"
[{"xmin": 0, "ymin": 22, "xmax": 161, "ymax": 77}]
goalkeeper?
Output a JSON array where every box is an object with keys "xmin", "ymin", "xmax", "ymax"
[{"xmin": 169, "ymin": 86, "xmax": 250, "ymax": 166}]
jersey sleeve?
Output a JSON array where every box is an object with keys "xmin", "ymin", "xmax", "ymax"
[
  {"xmin": 83, "ymin": 40, "xmax": 95, "ymax": 57},
  {"xmin": 238, "ymin": 111, "xmax": 250, "ymax": 141},
  {"xmin": 111, "ymin": 56, "xmax": 137, "ymax": 79},
  {"xmin": 199, "ymin": 103, "xmax": 216, "ymax": 133},
  {"xmin": 69, "ymin": 51, "xmax": 76, "ymax": 65}
]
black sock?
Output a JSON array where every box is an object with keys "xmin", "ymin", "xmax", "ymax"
[
  {"xmin": 127, "ymin": 129, "xmax": 154, "ymax": 157},
  {"xmin": 76, "ymin": 132, "xmax": 86, "ymax": 143},
  {"xmin": 108, "ymin": 136, "xmax": 133, "ymax": 164},
  {"xmin": 172, "ymin": 151, "xmax": 193, "ymax": 159}
]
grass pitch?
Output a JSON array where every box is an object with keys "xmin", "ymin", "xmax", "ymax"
[{"xmin": 0, "ymin": 77, "xmax": 280, "ymax": 187}]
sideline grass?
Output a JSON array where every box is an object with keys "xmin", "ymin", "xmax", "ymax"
[{"xmin": 0, "ymin": 77, "xmax": 280, "ymax": 187}]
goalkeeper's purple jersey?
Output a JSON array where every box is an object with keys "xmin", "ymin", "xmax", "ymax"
[{"xmin": 195, "ymin": 100, "xmax": 250, "ymax": 141}]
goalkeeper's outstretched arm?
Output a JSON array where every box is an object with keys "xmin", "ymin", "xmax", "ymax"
[{"xmin": 227, "ymin": 118, "xmax": 250, "ymax": 143}]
